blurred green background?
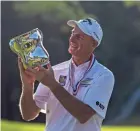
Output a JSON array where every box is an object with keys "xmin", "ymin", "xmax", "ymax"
[
  {"xmin": 1, "ymin": 1, "xmax": 140, "ymax": 130},
  {"xmin": 1, "ymin": 120, "xmax": 140, "ymax": 131}
]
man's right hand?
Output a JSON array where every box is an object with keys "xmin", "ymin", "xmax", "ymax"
[
  {"xmin": 18, "ymin": 57, "xmax": 35, "ymax": 86},
  {"xmin": 18, "ymin": 57, "xmax": 41, "ymax": 121}
]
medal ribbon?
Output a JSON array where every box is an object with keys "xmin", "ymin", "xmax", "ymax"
[{"xmin": 69, "ymin": 54, "xmax": 96, "ymax": 95}]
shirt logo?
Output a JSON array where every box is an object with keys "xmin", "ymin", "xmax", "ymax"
[
  {"xmin": 96, "ymin": 101, "xmax": 105, "ymax": 110},
  {"xmin": 59, "ymin": 75, "xmax": 67, "ymax": 86},
  {"xmin": 80, "ymin": 78, "xmax": 93, "ymax": 86}
]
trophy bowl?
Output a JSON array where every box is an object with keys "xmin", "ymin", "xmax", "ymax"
[{"xmin": 9, "ymin": 28, "xmax": 50, "ymax": 69}]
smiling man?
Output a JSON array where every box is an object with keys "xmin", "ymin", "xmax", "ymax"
[{"xmin": 18, "ymin": 18, "xmax": 115, "ymax": 131}]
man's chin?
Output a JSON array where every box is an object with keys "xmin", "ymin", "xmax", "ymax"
[
  {"xmin": 68, "ymin": 48, "xmax": 75, "ymax": 55},
  {"xmin": 68, "ymin": 52, "xmax": 79, "ymax": 58}
]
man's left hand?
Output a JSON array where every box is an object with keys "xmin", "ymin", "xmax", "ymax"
[{"xmin": 26, "ymin": 64, "xmax": 57, "ymax": 88}]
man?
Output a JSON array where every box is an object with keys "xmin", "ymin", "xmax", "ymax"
[{"xmin": 18, "ymin": 18, "xmax": 115, "ymax": 131}]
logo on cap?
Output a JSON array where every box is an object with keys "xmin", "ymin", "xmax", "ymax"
[{"xmin": 82, "ymin": 18, "xmax": 92, "ymax": 25}]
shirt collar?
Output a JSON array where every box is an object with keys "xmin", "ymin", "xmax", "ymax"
[{"xmin": 71, "ymin": 55, "xmax": 94, "ymax": 70}]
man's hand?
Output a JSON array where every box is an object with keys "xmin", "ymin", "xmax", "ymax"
[
  {"xmin": 26, "ymin": 63, "xmax": 57, "ymax": 88},
  {"xmin": 18, "ymin": 57, "xmax": 41, "ymax": 121},
  {"xmin": 18, "ymin": 57, "xmax": 35, "ymax": 86},
  {"xmin": 26, "ymin": 63, "xmax": 95, "ymax": 123}
]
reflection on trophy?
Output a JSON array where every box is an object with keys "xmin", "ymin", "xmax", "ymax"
[{"xmin": 9, "ymin": 28, "xmax": 50, "ymax": 69}]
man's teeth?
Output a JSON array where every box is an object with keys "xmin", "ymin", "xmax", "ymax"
[
  {"xmin": 71, "ymin": 45, "xmax": 77, "ymax": 48},
  {"xmin": 71, "ymin": 44, "xmax": 77, "ymax": 48}
]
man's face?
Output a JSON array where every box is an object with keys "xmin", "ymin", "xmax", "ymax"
[{"xmin": 68, "ymin": 25, "xmax": 97, "ymax": 58}]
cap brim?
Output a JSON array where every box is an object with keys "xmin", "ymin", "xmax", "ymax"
[{"xmin": 67, "ymin": 20, "xmax": 78, "ymax": 27}]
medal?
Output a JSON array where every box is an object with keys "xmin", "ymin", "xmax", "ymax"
[{"xmin": 69, "ymin": 54, "xmax": 96, "ymax": 95}]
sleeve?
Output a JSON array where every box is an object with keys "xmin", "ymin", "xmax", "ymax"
[
  {"xmin": 33, "ymin": 83, "xmax": 51, "ymax": 113},
  {"xmin": 83, "ymin": 72, "xmax": 115, "ymax": 119}
]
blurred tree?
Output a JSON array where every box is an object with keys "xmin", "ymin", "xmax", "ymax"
[
  {"xmin": 2, "ymin": 1, "xmax": 140, "ymax": 125},
  {"xmin": 80, "ymin": 1, "xmax": 140, "ymax": 124},
  {"xmin": 124, "ymin": 1, "xmax": 140, "ymax": 8},
  {"xmin": 12, "ymin": 1, "xmax": 93, "ymax": 64},
  {"xmin": 13, "ymin": 1, "xmax": 88, "ymax": 21}
]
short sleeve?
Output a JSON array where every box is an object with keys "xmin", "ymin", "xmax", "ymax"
[
  {"xmin": 33, "ymin": 66, "xmax": 61, "ymax": 113},
  {"xmin": 83, "ymin": 72, "xmax": 115, "ymax": 119},
  {"xmin": 33, "ymin": 83, "xmax": 51, "ymax": 113}
]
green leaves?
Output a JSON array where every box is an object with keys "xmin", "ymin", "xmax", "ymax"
[
  {"xmin": 13, "ymin": 1, "xmax": 89, "ymax": 22},
  {"xmin": 123, "ymin": 1, "xmax": 140, "ymax": 8}
]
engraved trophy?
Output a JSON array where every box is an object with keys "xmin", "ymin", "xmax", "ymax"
[{"xmin": 9, "ymin": 28, "xmax": 50, "ymax": 69}]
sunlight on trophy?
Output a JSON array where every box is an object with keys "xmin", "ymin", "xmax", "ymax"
[{"xmin": 9, "ymin": 28, "xmax": 50, "ymax": 69}]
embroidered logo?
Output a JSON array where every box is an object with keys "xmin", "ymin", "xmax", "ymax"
[
  {"xmin": 82, "ymin": 18, "xmax": 92, "ymax": 25},
  {"xmin": 80, "ymin": 78, "xmax": 93, "ymax": 86},
  {"xmin": 59, "ymin": 75, "xmax": 67, "ymax": 86},
  {"xmin": 96, "ymin": 101, "xmax": 105, "ymax": 110}
]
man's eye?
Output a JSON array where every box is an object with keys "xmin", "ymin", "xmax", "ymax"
[{"xmin": 76, "ymin": 34, "xmax": 83, "ymax": 40}]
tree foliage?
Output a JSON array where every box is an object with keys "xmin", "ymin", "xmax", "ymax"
[
  {"xmin": 13, "ymin": 1, "xmax": 93, "ymax": 22},
  {"xmin": 2, "ymin": 1, "xmax": 140, "ymax": 125}
]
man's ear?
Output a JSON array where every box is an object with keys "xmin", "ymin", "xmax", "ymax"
[{"xmin": 92, "ymin": 40, "xmax": 98, "ymax": 49}]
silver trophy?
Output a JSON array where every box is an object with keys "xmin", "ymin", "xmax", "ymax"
[{"xmin": 9, "ymin": 28, "xmax": 50, "ymax": 69}]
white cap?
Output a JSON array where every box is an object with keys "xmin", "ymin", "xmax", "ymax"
[{"xmin": 67, "ymin": 18, "xmax": 103, "ymax": 46}]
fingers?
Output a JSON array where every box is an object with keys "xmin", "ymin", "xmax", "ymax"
[
  {"xmin": 47, "ymin": 62, "xmax": 52, "ymax": 70},
  {"xmin": 25, "ymin": 70, "xmax": 35, "ymax": 77},
  {"xmin": 34, "ymin": 67, "xmax": 39, "ymax": 71},
  {"xmin": 46, "ymin": 63, "xmax": 54, "ymax": 74},
  {"xmin": 18, "ymin": 57, "xmax": 24, "ymax": 73},
  {"xmin": 38, "ymin": 65, "xmax": 46, "ymax": 71},
  {"xmin": 26, "ymin": 67, "xmax": 37, "ymax": 74},
  {"xmin": 35, "ymin": 64, "xmax": 53, "ymax": 74}
]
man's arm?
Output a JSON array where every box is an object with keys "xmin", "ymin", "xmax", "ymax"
[
  {"xmin": 26, "ymin": 65, "xmax": 96, "ymax": 123},
  {"xmin": 18, "ymin": 57, "xmax": 41, "ymax": 121},
  {"xmin": 19, "ymin": 84, "xmax": 41, "ymax": 121},
  {"xmin": 26, "ymin": 64, "xmax": 114, "ymax": 123},
  {"xmin": 49, "ymin": 81, "xmax": 96, "ymax": 124}
]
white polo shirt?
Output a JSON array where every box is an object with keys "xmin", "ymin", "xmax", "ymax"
[{"xmin": 33, "ymin": 55, "xmax": 115, "ymax": 131}]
